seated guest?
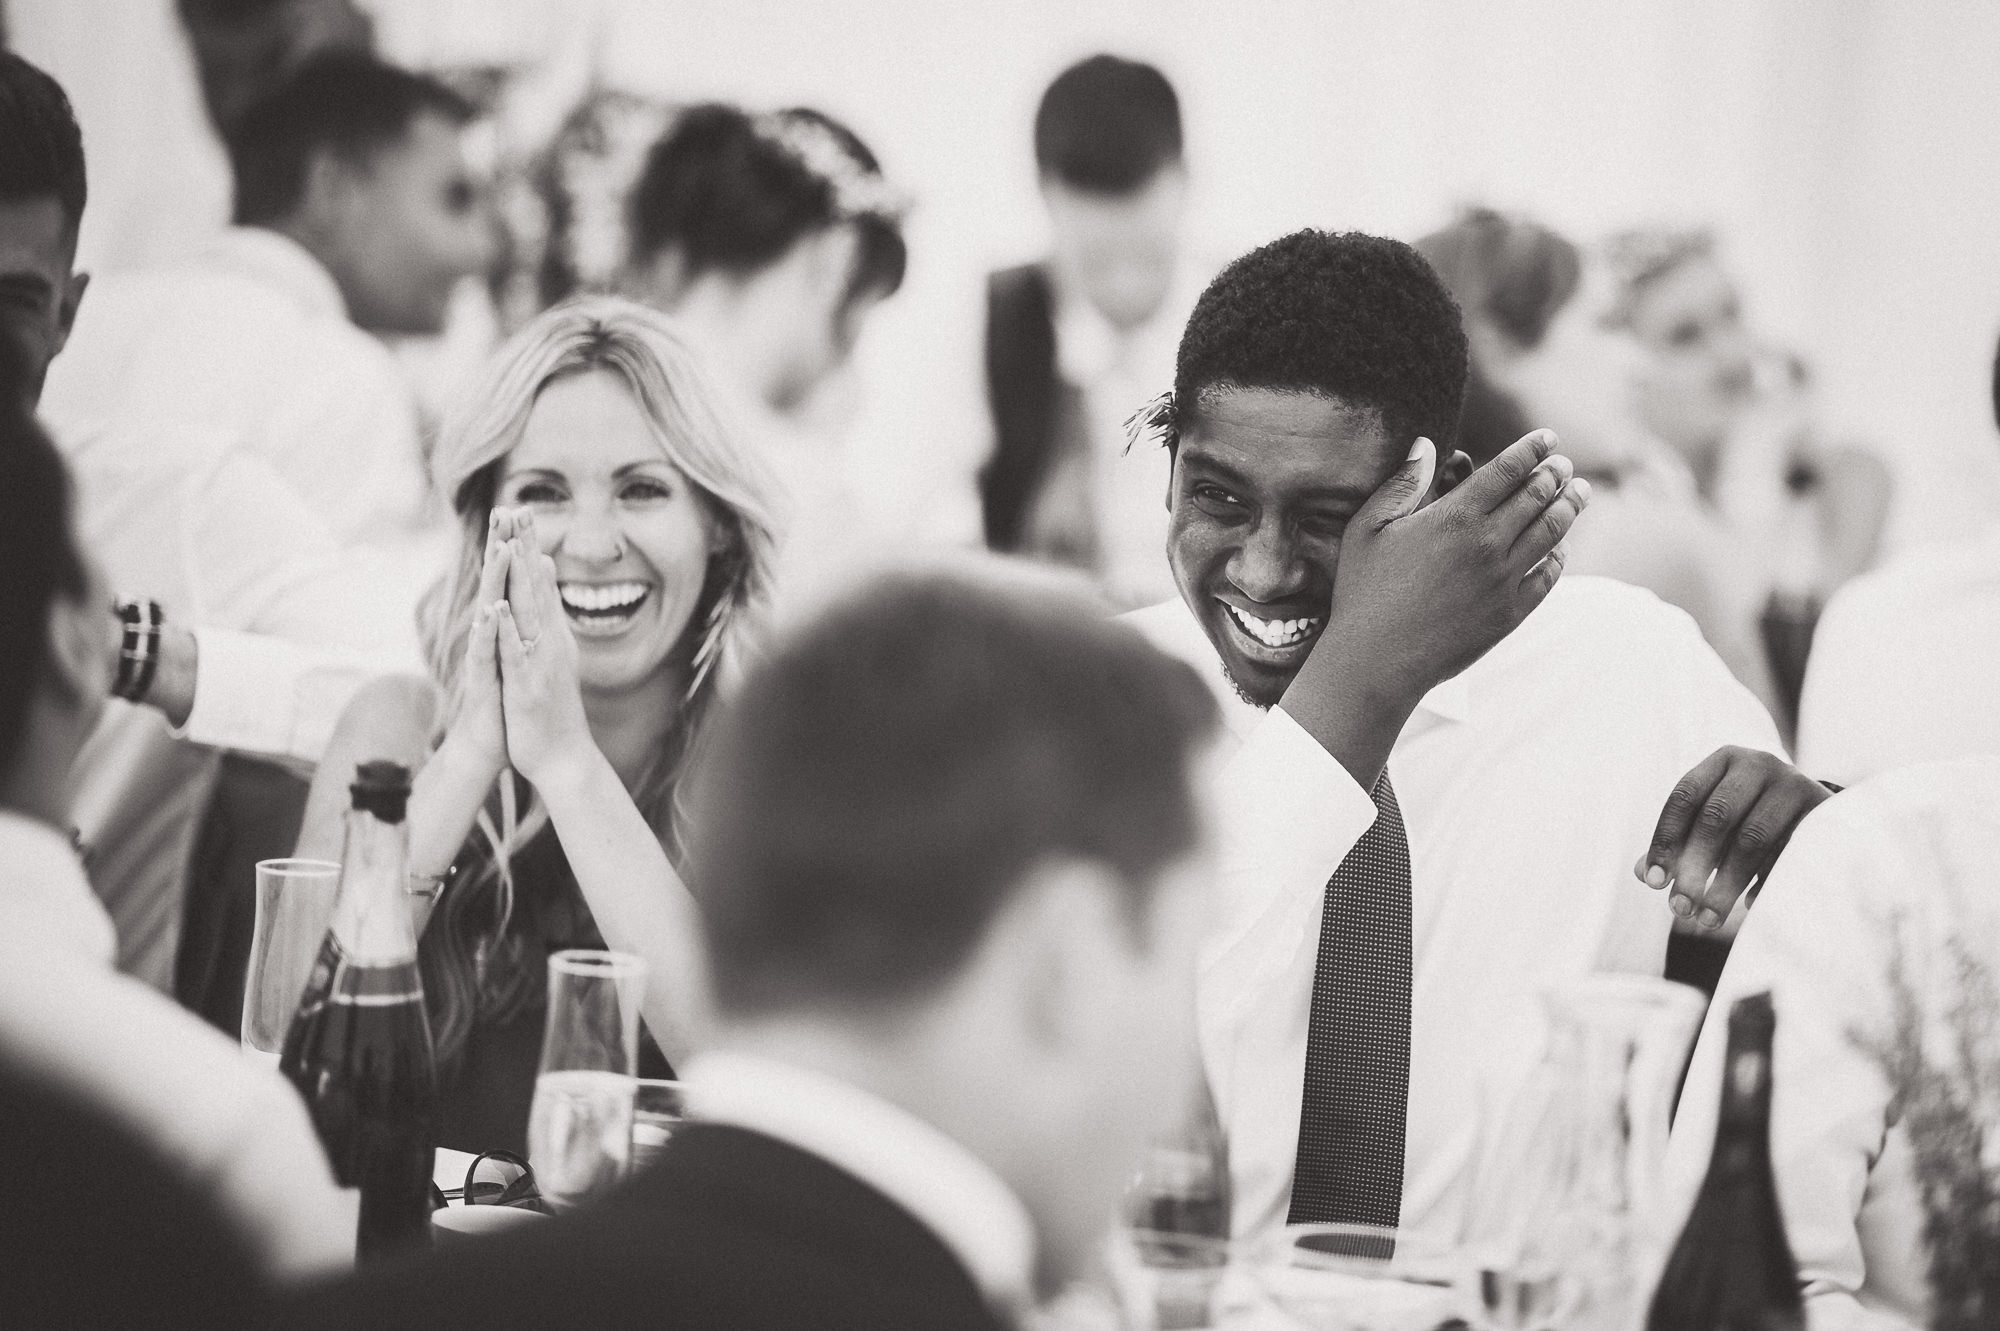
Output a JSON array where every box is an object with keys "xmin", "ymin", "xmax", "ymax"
[
  {"xmin": 0, "ymin": 360, "xmax": 352, "ymax": 1277},
  {"xmin": 8, "ymin": 49, "xmax": 488, "ymax": 991},
  {"xmin": 1663, "ymin": 759, "xmax": 2000, "ymax": 1329},
  {"xmin": 297, "ymin": 296, "xmax": 777, "ymax": 1155},
  {"xmin": 980, "ymin": 54, "xmax": 1204, "ymax": 610},
  {"xmin": 621, "ymin": 102, "xmax": 907, "ymax": 622},
  {"xmin": 0, "ymin": 1050, "xmax": 263, "ymax": 1328},
  {"xmin": 1122, "ymin": 229, "xmax": 1830, "ymax": 1239},
  {"xmin": 1416, "ymin": 208, "xmax": 1783, "ymax": 721},
  {"xmin": 275, "ymin": 564, "xmax": 1221, "ymax": 1330},
  {"xmin": 1794, "ymin": 334, "xmax": 2000, "ymax": 785}
]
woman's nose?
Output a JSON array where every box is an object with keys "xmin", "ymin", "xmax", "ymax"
[{"xmin": 554, "ymin": 504, "xmax": 626, "ymax": 564}]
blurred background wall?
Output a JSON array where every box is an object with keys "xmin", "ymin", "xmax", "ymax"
[{"xmin": 14, "ymin": 0, "xmax": 2000, "ymax": 551}]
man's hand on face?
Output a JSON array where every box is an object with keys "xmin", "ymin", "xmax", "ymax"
[
  {"xmin": 1634, "ymin": 748, "xmax": 1834, "ymax": 930},
  {"xmin": 1280, "ymin": 429, "xmax": 1590, "ymax": 789}
]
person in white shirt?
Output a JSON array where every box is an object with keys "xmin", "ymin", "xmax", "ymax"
[
  {"xmin": 14, "ymin": 51, "xmax": 491, "ymax": 987},
  {"xmin": 1795, "ymin": 342, "xmax": 2000, "ymax": 785},
  {"xmin": 0, "ymin": 359, "xmax": 352, "ymax": 1278},
  {"xmin": 980, "ymin": 54, "xmax": 1202, "ymax": 611},
  {"xmin": 1123, "ymin": 229, "xmax": 1833, "ymax": 1242},
  {"xmin": 275, "ymin": 564, "xmax": 1223, "ymax": 1329},
  {"xmin": 618, "ymin": 101, "xmax": 909, "ymax": 627},
  {"xmin": 1664, "ymin": 758, "xmax": 2000, "ymax": 1331}
]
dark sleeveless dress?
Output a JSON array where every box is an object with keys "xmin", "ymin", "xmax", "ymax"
[{"xmin": 427, "ymin": 827, "xmax": 672, "ymax": 1157}]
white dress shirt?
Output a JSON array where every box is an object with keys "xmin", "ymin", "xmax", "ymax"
[
  {"xmin": 0, "ymin": 810, "xmax": 354, "ymax": 1276},
  {"xmin": 1795, "ymin": 525, "xmax": 2000, "ymax": 787},
  {"xmin": 1125, "ymin": 575, "xmax": 1784, "ymax": 1240},
  {"xmin": 1662, "ymin": 759, "xmax": 2000, "ymax": 1331},
  {"xmin": 40, "ymin": 228, "xmax": 441, "ymax": 985},
  {"xmin": 683, "ymin": 1050, "xmax": 1037, "ymax": 1318}
]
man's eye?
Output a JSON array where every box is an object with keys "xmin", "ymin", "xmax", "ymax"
[
  {"xmin": 1301, "ymin": 514, "xmax": 1350, "ymax": 539},
  {"xmin": 1191, "ymin": 483, "xmax": 1243, "ymax": 513}
]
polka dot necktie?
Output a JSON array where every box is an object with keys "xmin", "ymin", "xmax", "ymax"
[{"xmin": 1287, "ymin": 769, "xmax": 1413, "ymax": 1234}]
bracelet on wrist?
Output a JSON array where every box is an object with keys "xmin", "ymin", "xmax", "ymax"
[{"xmin": 112, "ymin": 598, "xmax": 163, "ymax": 704}]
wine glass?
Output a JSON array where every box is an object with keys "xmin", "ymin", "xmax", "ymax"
[
  {"xmin": 526, "ymin": 949, "xmax": 646, "ymax": 1211},
  {"xmin": 1113, "ymin": 1083, "xmax": 1233, "ymax": 1329},
  {"xmin": 240, "ymin": 858, "xmax": 341, "ymax": 1067}
]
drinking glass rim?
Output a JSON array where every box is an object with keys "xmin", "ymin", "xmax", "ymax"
[
  {"xmin": 549, "ymin": 948, "xmax": 646, "ymax": 980},
  {"xmin": 255, "ymin": 857, "xmax": 341, "ymax": 878}
]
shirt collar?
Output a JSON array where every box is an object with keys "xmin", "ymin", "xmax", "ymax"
[
  {"xmin": 683, "ymin": 1050, "xmax": 1038, "ymax": 1317},
  {"xmin": 0, "ymin": 808, "xmax": 117, "ymax": 966},
  {"xmin": 195, "ymin": 226, "xmax": 349, "ymax": 323}
]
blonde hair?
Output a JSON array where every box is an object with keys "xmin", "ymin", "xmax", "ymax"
[{"xmin": 420, "ymin": 294, "xmax": 778, "ymax": 1068}]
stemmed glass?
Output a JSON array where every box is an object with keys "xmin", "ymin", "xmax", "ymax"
[{"xmin": 526, "ymin": 949, "xmax": 646, "ymax": 1211}]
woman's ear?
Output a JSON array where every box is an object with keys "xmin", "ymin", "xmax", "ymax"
[{"xmin": 1431, "ymin": 448, "xmax": 1476, "ymax": 501}]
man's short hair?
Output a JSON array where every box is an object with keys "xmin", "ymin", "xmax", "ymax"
[
  {"xmin": 687, "ymin": 566, "xmax": 1219, "ymax": 1018},
  {"xmin": 1034, "ymin": 55, "xmax": 1182, "ymax": 194},
  {"xmin": 0, "ymin": 51, "xmax": 87, "ymax": 238},
  {"xmin": 0, "ymin": 344, "xmax": 88, "ymax": 774},
  {"xmin": 226, "ymin": 50, "xmax": 474, "ymax": 227},
  {"xmin": 1169, "ymin": 229, "xmax": 1469, "ymax": 453}
]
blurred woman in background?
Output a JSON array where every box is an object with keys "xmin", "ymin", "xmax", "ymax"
[
  {"xmin": 1606, "ymin": 229, "xmax": 1892, "ymax": 721},
  {"xmin": 1418, "ymin": 209, "xmax": 1785, "ymax": 721},
  {"xmin": 620, "ymin": 104, "xmax": 909, "ymax": 622},
  {"xmin": 297, "ymin": 297, "xmax": 777, "ymax": 1155}
]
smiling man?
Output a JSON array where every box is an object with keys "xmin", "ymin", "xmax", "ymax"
[{"xmin": 1124, "ymin": 229, "xmax": 1828, "ymax": 1240}]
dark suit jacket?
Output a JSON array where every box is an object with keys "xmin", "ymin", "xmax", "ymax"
[
  {"xmin": 269, "ymin": 1123, "xmax": 1013, "ymax": 1331},
  {"xmin": 980, "ymin": 261, "xmax": 1090, "ymax": 556}
]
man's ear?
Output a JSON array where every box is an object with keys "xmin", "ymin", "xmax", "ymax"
[
  {"xmin": 1430, "ymin": 448, "xmax": 1475, "ymax": 502},
  {"xmin": 52, "ymin": 269, "xmax": 88, "ymax": 359},
  {"xmin": 1002, "ymin": 856, "xmax": 1130, "ymax": 1055},
  {"xmin": 42, "ymin": 591, "xmax": 108, "ymax": 710}
]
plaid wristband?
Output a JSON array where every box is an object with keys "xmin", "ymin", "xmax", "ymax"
[{"xmin": 112, "ymin": 598, "xmax": 163, "ymax": 703}]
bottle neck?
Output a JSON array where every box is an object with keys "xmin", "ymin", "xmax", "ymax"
[
  {"xmin": 330, "ymin": 806, "xmax": 416, "ymax": 967},
  {"xmin": 1711, "ymin": 1043, "xmax": 1774, "ymax": 1175}
]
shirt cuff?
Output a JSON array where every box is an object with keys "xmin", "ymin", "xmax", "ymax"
[{"xmin": 178, "ymin": 627, "xmax": 389, "ymax": 764}]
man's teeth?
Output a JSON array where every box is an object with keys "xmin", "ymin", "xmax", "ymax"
[
  {"xmin": 559, "ymin": 582, "xmax": 648, "ymax": 614},
  {"xmin": 1225, "ymin": 603, "xmax": 1323, "ymax": 648}
]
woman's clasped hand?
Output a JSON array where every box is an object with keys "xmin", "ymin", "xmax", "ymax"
[{"xmin": 453, "ymin": 506, "xmax": 600, "ymax": 794}]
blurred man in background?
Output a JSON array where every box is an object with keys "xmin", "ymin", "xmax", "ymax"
[
  {"xmin": 980, "ymin": 54, "xmax": 1202, "ymax": 609},
  {"xmin": 1792, "ymin": 331, "xmax": 2000, "ymax": 785},
  {"xmin": 0, "ymin": 49, "xmax": 442, "ymax": 1012},
  {"xmin": 279, "ymin": 565, "xmax": 1221, "ymax": 1330}
]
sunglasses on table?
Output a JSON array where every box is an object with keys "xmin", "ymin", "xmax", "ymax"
[{"xmin": 430, "ymin": 1149, "xmax": 549, "ymax": 1214}]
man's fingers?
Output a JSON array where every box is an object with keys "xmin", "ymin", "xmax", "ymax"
[
  {"xmin": 1355, "ymin": 437, "xmax": 1438, "ymax": 528},
  {"xmin": 1507, "ymin": 476, "xmax": 1591, "ymax": 565},
  {"xmin": 1641, "ymin": 748, "xmax": 1733, "ymax": 888},
  {"xmin": 1453, "ymin": 429, "xmax": 1558, "ymax": 514},
  {"xmin": 1659, "ymin": 763, "xmax": 1766, "ymax": 924},
  {"xmin": 1693, "ymin": 786, "xmax": 1791, "ymax": 929},
  {"xmin": 1518, "ymin": 542, "xmax": 1567, "ymax": 605}
]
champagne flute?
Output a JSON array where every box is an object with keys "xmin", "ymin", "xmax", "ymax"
[
  {"xmin": 526, "ymin": 949, "xmax": 645, "ymax": 1211},
  {"xmin": 240, "ymin": 858, "xmax": 341, "ymax": 1067}
]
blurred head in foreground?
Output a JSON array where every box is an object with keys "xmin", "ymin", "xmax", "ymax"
[
  {"xmin": 0, "ymin": 50, "xmax": 89, "ymax": 405},
  {"xmin": 686, "ymin": 562, "xmax": 1220, "ymax": 1291},
  {"xmin": 1036, "ymin": 54, "xmax": 1188, "ymax": 331},
  {"xmin": 625, "ymin": 103, "xmax": 907, "ymax": 415},
  {"xmin": 0, "ymin": 341, "xmax": 110, "ymax": 827},
  {"xmin": 227, "ymin": 50, "xmax": 494, "ymax": 335}
]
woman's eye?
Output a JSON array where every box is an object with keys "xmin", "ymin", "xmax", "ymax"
[
  {"xmin": 512, "ymin": 481, "xmax": 564, "ymax": 505},
  {"xmin": 620, "ymin": 479, "xmax": 673, "ymax": 502}
]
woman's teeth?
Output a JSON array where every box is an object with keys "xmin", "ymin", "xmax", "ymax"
[
  {"xmin": 558, "ymin": 582, "xmax": 649, "ymax": 616},
  {"xmin": 1225, "ymin": 603, "xmax": 1323, "ymax": 649}
]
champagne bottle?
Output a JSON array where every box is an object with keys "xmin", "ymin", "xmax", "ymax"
[
  {"xmin": 1645, "ymin": 991, "xmax": 1804, "ymax": 1331},
  {"xmin": 280, "ymin": 761, "xmax": 439, "ymax": 1262}
]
